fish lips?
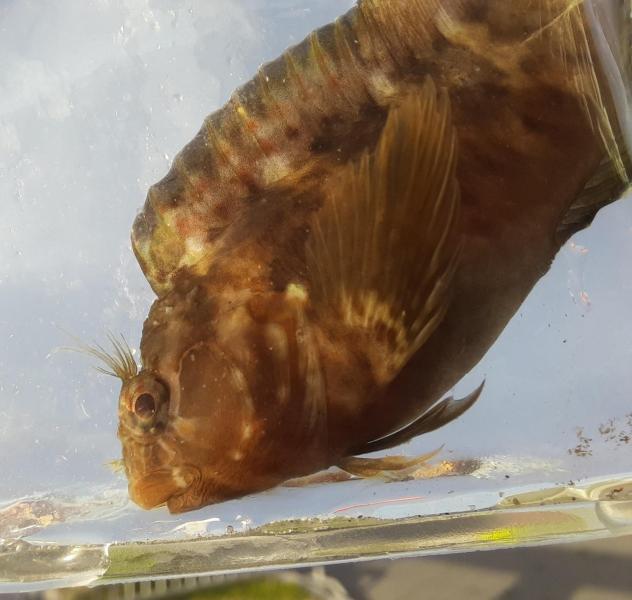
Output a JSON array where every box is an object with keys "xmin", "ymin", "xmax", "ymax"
[{"xmin": 129, "ymin": 465, "xmax": 201, "ymax": 510}]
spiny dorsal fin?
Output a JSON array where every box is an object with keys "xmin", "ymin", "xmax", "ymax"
[{"xmin": 305, "ymin": 78, "xmax": 461, "ymax": 385}]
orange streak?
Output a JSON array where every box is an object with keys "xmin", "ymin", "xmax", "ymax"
[{"xmin": 334, "ymin": 495, "xmax": 426, "ymax": 513}]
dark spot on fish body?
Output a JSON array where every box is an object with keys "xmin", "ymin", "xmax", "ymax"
[
  {"xmin": 168, "ymin": 280, "xmax": 216, "ymax": 326},
  {"xmin": 285, "ymin": 126, "xmax": 300, "ymax": 140},
  {"xmin": 319, "ymin": 113, "xmax": 345, "ymax": 133},
  {"xmin": 455, "ymin": 96, "xmax": 542, "ymax": 241},
  {"xmin": 530, "ymin": 82, "xmax": 578, "ymax": 112},
  {"xmin": 310, "ymin": 101, "xmax": 386, "ymax": 160},
  {"xmin": 177, "ymin": 130, "xmax": 218, "ymax": 177},
  {"xmin": 268, "ymin": 226, "xmax": 311, "ymax": 292},
  {"xmin": 518, "ymin": 53, "xmax": 545, "ymax": 78},
  {"xmin": 431, "ymin": 34, "xmax": 450, "ymax": 54},
  {"xmin": 479, "ymin": 81, "xmax": 511, "ymax": 103},
  {"xmin": 374, "ymin": 321, "xmax": 396, "ymax": 348},
  {"xmin": 309, "ymin": 112, "xmax": 354, "ymax": 154},
  {"xmin": 200, "ymin": 228, "xmax": 225, "ymax": 255},
  {"xmin": 243, "ymin": 325, "xmax": 290, "ymax": 408},
  {"xmin": 309, "ymin": 136, "xmax": 331, "ymax": 154},
  {"xmin": 149, "ymin": 167, "xmax": 187, "ymax": 213},
  {"xmin": 264, "ymin": 210, "xmax": 311, "ymax": 269},
  {"xmin": 410, "ymin": 38, "xmax": 510, "ymax": 115},
  {"xmin": 452, "ymin": 81, "xmax": 511, "ymax": 126},
  {"xmin": 461, "ymin": 1, "xmax": 490, "ymax": 24},
  {"xmin": 237, "ymin": 171, "xmax": 262, "ymax": 196},
  {"xmin": 210, "ymin": 199, "xmax": 234, "ymax": 228},
  {"xmin": 518, "ymin": 83, "xmax": 594, "ymax": 151},
  {"xmin": 487, "ymin": 24, "xmax": 532, "ymax": 46}
]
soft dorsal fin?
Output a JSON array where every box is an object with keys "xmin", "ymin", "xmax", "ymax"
[{"xmin": 305, "ymin": 78, "xmax": 462, "ymax": 384}]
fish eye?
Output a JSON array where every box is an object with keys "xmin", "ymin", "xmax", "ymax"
[
  {"xmin": 134, "ymin": 393, "xmax": 156, "ymax": 419},
  {"xmin": 122, "ymin": 374, "xmax": 170, "ymax": 431}
]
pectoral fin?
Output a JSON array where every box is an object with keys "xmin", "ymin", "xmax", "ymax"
[
  {"xmin": 349, "ymin": 381, "xmax": 485, "ymax": 456},
  {"xmin": 305, "ymin": 78, "xmax": 462, "ymax": 384},
  {"xmin": 336, "ymin": 381, "xmax": 484, "ymax": 481}
]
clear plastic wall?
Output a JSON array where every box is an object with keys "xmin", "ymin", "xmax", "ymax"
[{"xmin": 1, "ymin": 1, "xmax": 631, "ymax": 592}]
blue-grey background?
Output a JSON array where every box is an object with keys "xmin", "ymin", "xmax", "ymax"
[{"xmin": 1, "ymin": 1, "xmax": 631, "ymax": 545}]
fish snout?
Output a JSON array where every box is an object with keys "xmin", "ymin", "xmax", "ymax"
[{"xmin": 129, "ymin": 465, "xmax": 201, "ymax": 510}]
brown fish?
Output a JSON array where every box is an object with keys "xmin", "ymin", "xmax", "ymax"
[{"xmin": 106, "ymin": 0, "xmax": 631, "ymax": 512}]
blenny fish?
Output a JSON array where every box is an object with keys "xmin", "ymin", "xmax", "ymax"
[{"xmin": 106, "ymin": 0, "xmax": 631, "ymax": 512}]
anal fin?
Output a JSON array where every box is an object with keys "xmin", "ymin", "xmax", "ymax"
[{"xmin": 337, "ymin": 448, "xmax": 442, "ymax": 481}]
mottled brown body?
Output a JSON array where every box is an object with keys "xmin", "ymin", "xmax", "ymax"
[{"xmin": 118, "ymin": 0, "xmax": 631, "ymax": 512}]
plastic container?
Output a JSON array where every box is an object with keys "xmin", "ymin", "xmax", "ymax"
[{"xmin": 1, "ymin": 1, "xmax": 631, "ymax": 592}]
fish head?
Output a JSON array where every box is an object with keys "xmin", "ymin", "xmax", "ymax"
[
  {"xmin": 117, "ymin": 286, "xmax": 328, "ymax": 513},
  {"xmin": 117, "ymin": 369, "xmax": 202, "ymax": 512}
]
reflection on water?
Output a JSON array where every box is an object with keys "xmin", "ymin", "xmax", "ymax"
[
  {"xmin": 2, "ymin": 472, "xmax": 632, "ymax": 592},
  {"xmin": 1, "ymin": 0, "xmax": 632, "ymax": 590}
]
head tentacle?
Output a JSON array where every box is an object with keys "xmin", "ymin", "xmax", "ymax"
[{"xmin": 66, "ymin": 332, "xmax": 139, "ymax": 382}]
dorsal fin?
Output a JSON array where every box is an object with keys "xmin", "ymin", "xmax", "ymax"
[{"xmin": 305, "ymin": 78, "xmax": 462, "ymax": 385}]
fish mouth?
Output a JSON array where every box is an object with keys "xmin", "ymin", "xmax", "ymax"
[{"xmin": 128, "ymin": 466, "xmax": 200, "ymax": 510}]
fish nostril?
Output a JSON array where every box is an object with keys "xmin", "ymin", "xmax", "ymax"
[{"xmin": 134, "ymin": 393, "xmax": 157, "ymax": 419}]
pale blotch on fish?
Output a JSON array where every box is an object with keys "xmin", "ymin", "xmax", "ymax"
[
  {"xmin": 91, "ymin": 0, "xmax": 631, "ymax": 512},
  {"xmin": 242, "ymin": 423, "xmax": 253, "ymax": 441}
]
